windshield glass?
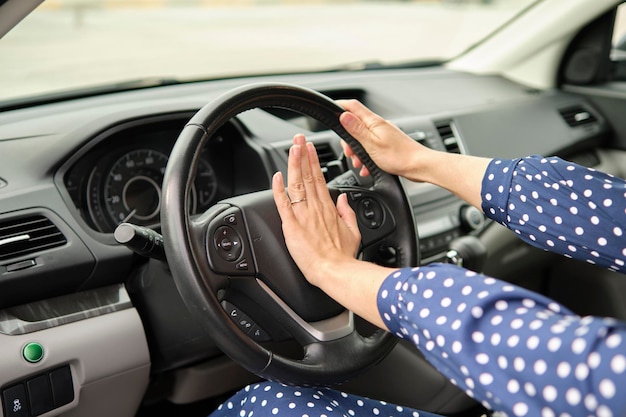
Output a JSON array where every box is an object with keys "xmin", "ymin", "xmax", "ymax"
[{"xmin": 1, "ymin": 0, "xmax": 537, "ymax": 102}]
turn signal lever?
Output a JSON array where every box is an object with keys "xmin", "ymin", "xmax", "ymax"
[
  {"xmin": 445, "ymin": 235, "xmax": 487, "ymax": 273},
  {"xmin": 114, "ymin": 222, "xmax": 167, "ymax": 262}
]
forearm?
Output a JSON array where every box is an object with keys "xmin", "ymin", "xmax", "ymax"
[
  {"xmin": 311, "ymin": 257, "xmax": 396, "ymax": 330},
  {"xmin": 411, "ymin": 150, "xmax": 492, "ymax": 210}
]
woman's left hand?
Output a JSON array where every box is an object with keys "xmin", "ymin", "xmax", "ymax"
[{"xmin": 272, "ymin": 134, "xmax": 361, "ymax": 288}]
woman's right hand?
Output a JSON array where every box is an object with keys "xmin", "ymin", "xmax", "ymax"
[
  {"xmin": 337, "ymin": 99, "xmax": 433, "ymax": 182},
  {"xmin": 337, "ymin": 99, "xmax": 491, "ymax": 209}
]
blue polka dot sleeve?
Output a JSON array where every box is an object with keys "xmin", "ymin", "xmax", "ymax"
[
  {"xmin": 378, "ymin": 156, "xmax": 626, "ymax": 416},
  {"xmin": 481, "ymin": 156, "xmax": 625, "ymax": 272}
]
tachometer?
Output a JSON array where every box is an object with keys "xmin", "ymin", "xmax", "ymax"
[{"xmin": 87, "ymin": 148, "xmax": 217, "ymax": 232}]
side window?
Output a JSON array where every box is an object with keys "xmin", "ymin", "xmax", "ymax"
[{"xmin": 611, "ymin": 3, "xmax": 626, "ymax": 80}]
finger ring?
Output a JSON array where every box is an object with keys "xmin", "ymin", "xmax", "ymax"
[{"xmin": 290, "ymin": 197, "xmax": 307, "ymax": 205}]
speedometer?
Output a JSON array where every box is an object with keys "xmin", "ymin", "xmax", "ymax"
[
  {"xmin": 104, "ymin": 149, "xmax": 168, "ymax": 226},
  {"xmin": 87, "ymin": 148, "xmax": 217, "ymax": 232}
]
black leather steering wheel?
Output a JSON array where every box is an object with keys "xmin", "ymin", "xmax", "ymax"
[{"xmin": 161, "ymin": 83, "xmax": 418, "ymax": 386}]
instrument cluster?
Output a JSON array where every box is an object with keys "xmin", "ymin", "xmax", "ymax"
[{"xmin": 63, "ymin": 115, "xmax": 250, "ymax": 234}]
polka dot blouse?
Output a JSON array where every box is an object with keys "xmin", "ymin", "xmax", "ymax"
[{"xmin": 211, "ymin": 156, "xmax": 626, "ymax": 417}]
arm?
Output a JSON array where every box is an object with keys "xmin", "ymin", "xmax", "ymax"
[
  {"xmin": 339, "ymin": 100, "xmax": 626, "ymax": 273},
  {"xmin": 482, "ymin": 156, "xmax": 626, "ymax": 273},
  {"xmin": 379, "ymin": 263, "xmax": 626, "ymax": 417},
  {"xmin": 338, "ymin": 99, "xmax": 491, "ymax": 210}
]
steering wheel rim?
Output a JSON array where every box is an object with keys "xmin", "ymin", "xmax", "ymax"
[{"xmin": 161, "ymin": 82, "xmax": 418, "ymax": 385}]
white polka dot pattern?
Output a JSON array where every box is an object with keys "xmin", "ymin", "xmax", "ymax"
[
  {"xmin": 210, "ymin": 382, "xmax": 440, "ymax": 417},
  {"xmin": 374, "ymin": 157, "xmax": 626, "ymax": 416},
  {"xmin": 210, "ymin": 156, "xmax": 626, "ymax": 417},
  {"xmin": 481, "ymin": 156, "xmax": 625, "ymax": 273},
  {"xmin": 378, "ymin": 264, "xmax": 626, "ymax": 416}
]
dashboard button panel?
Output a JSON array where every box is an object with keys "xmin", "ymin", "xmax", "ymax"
[{"xmin": 2, "ymin": 365, "xmax": 73, "ymax": 417}]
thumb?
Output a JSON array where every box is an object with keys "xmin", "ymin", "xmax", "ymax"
[{"xmin": 336, "ymin": 193, "xmax": 359, "ymax": 234}]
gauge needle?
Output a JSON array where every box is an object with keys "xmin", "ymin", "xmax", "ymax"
[{"xmin": 121, "ymin": 209, "xmax": 137, "ymax": 224}]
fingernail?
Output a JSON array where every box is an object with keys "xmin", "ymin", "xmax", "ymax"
[{"xmin": 340, "ymin": 112, "xmax": 356, "ymax": 130}]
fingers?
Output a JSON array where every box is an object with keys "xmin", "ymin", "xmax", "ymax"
[
  {"xmin": 305, "ymin": 141, "xmax": 332, "ymax": 207},
  {"xmin": 338, "ymin": 100, "xmax": 381, "ymax": 177},
  {"xmin": 289, "ymin": 134, "xmax": 324, "ymax": 205},
  {"xmin": 272, "ymin": 171, "xmax": 297, "ymax": 226},
  {"xmin": 340, "ymin": 139, "xmax": 370, "ymax": 177},
  {"xmin": 286, "ymin": 135, "xmax": 308, "ymax": 204}
]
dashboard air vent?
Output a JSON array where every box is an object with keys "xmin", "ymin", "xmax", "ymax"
[
  {"xmin": 435, "ymin": 121, "xmax": 462, "ymax": 154},
  {"xmin": 0, "ymin": 215, "xmax": 67, "ymax": 261},
  {"xmin": 314, "ymin": 142, "xmax": 337, "ymax": 167},
  {"xmin": 559, "ymin": 106, "xmax": 598, "ymax": 128},
  {"xmin": 285, "ymin": 142, "xmax": 337, "ymax": 168}
]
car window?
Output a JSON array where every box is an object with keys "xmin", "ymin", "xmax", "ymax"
[
  {"xmin": 0, "ymin": 0, "xmax": 537, "ymax": 103},
  {"xmin": 611, "ymin": 2, "xmax": 626, "ymax": 79}
]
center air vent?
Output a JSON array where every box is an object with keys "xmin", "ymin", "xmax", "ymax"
[
  {"xmin": 435, "ymin": 121, "xmax": 463, "ymax": 154},
  {"xmin": 558, "ymin": 105, "xmax": 598, "ymax": 128},
  {"xmin": 285, "ymin": 142, "xmax": 337, "ymax": 168},
  {"xmin": 0, "ymin": 215, "xmax": 67, "ymax": 261},
  {"xmin": 314, "ymin": 143, "xmax": 337, "ymax": 167}
]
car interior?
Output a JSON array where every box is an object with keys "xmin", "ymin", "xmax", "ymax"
[{"xmin": 1, "ymin": 0, "xmax": 626, "ymax": 416}]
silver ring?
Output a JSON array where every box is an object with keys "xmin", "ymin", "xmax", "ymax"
[{"xmin": 290, "ymin": 197, "xmax": 307, "ymax": 205}]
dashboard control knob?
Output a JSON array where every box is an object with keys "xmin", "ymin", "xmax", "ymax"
[{"xmin": 460, "ymin": 205, "xmax": 485, "ymax": 231}]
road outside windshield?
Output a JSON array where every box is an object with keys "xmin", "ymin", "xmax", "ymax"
[{"xmin": 0, "ymin": 0, "xmax": 536, "ymax": 102}]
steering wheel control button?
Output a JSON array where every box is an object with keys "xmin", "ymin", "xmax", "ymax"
[
  {"xmin": 221, "ymin": 301, "xmax": 271, "ymax": 342},
  {"xmin": 357, "ymin": 198, "xmax": 383, "ymax": 229},
  {"xmin": 222, "ymin": 301, "xmax": 241, "ymax": 318},
  {"xmin": 349, "ymin": 191, "xmax": 363, "ymax": 200},
  {"xmin": 236, "ymin": 259, "xmax": 249, "ymax": 270},
  {"xmin": 22, "ymin": 342, "xmax": 44, "ymax": 363},
  {"xmin": 214, "ymin": 226, "xmax": 243, "ymax": 261},
  {"xmin": 224, "ymin": 214, "xmax": 237, "ymax": 225},
  {"xmin": 2, "ymin": 384, "xmax": 28, "ymax": 417},
  {"xmin": 249, "ymin": 324, "xmax": 271, "ymax": 342}
]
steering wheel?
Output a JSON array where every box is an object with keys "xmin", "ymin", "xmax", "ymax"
[{"xmin": 161, "ymin": 83, "xmax": 418, "ymax": 386}]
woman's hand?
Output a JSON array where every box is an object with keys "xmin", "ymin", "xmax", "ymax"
[
  {"xmin": 272, "ymin": 134, "xmax": 361, "ymax": 288},
  {"xmin": 271, "ymin": 133, "xmax": 403, "ymax": 330},
  {"xmin": 338, "ymin": 99, "xmax": 491, "ymax": 210},
  {"xmin": 338, "ymin": 99, "xmax": 432, "ymax": 182}
]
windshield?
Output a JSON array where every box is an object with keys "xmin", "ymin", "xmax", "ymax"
[{"xmin": 1, "ymin": 0, "xmax": 537, "ymax": 103}]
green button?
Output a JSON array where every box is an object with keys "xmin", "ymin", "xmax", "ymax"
[{"xmin": 23, "ymin": 342, "xmax": 44, "ymax": 363}]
